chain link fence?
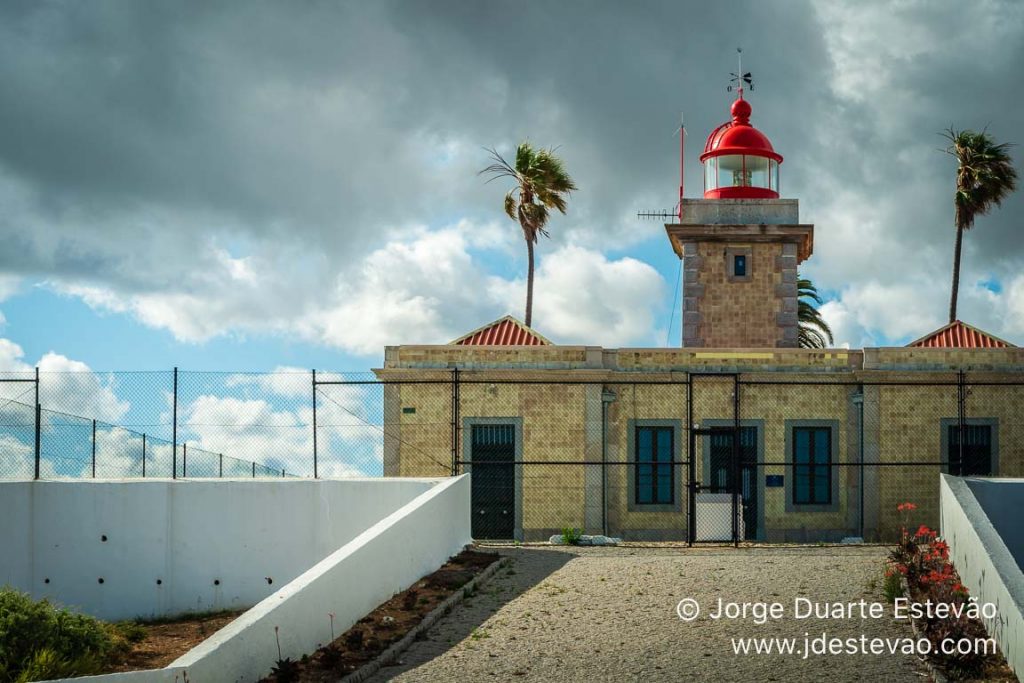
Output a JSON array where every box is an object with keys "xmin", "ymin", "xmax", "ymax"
[
  {"xmin": 2, "ymin": 368, "xmax": 1021, "ymax": 544},
  {"xmin": 375, "ymin": 370, "xmax": 1023, "ymax": 544}
]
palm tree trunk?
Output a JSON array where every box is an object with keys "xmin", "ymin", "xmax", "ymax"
[
  {"xmin": 525, "ymin": 238, "xmax": 535, "ymax": 327},
  {"xmin": 949, "ymin": 226, "xmax": 964, "ymax": 323}
]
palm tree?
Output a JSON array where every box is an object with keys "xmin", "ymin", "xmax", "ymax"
[
  {"xmin": 798, "ymin": 277, "xmax": 834, "ymax": 349},
  {"xmin": 480, "ymin": 143, "xmax": 577, "ymax": 327},
  {"xmin": 943, "ymin": 128, "xmax": 1017, "ymax": 323}
]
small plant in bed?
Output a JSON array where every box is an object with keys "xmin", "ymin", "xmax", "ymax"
[
  {"xmin": 270, "ymin": 625, "xmax": 302, "ymax": 683},
  {"xmin": 270, "ymin": 658, "xmax": 300, "ymax": 683},
  {"xmin": 257, "ymin": 550, "xmax": 498, "ymax": 682},
  {"xmin": 561, "ymin": 527, "xmax": 583, "ymax": 546}
]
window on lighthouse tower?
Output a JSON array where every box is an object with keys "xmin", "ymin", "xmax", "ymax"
[{"xmin": 708, "ymin": 155, "xmax": 778, "ymax": 191}]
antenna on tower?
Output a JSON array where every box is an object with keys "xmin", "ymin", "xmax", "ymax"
[
  {"xmin": 674, "ymin": 112, "xmax": 686, "ymax": 220},
  {"xmin": 727, "ymin": 47, "xmax": 754, "ymax": 93},
  {"xmin": 637, "ymin": 113, "xmax": 687, "ymax": 222}
]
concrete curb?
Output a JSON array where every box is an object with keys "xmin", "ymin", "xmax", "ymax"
[{"xmin": 342, "ymin": 554, "xmax": 509, "ymax": 683}]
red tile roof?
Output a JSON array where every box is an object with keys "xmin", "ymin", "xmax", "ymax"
[
  {"xmin": 450, "ymin": 316, "xmax": 551, "ymax": 346},
  {"xmin": 908, "ymin": 320, "xmax": 1014, "ymax": 349}
]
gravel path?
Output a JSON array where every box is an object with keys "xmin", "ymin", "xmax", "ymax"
[{"xmin": 365, "ymin": 545, "xmax": 928, "ymax": 683}]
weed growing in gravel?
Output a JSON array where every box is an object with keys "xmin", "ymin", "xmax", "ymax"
[
  {"xmin": 561, "ymin": 527, "xmax": 583, "ymax": 545},
  {"xmin": 882, "ymin": 571, "xmax": 903, "ymax": 602}
]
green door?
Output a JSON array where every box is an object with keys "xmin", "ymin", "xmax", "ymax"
[{"xmin": 470, "ymin": 424, "xmax": 515, "ymax": 539}]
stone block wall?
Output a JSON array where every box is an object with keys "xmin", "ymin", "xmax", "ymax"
[
  {"xmin": 682, "ymin": 241, "xmax": 796, "ymax": 348},
  {"xmin": 378, "ymin": 345, "xmax": 1024, "ymax": 542}
]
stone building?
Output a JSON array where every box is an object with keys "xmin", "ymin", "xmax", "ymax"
[{"xmin": 375, "ymin": 90, "xmax": 1023, "ymax": 543}]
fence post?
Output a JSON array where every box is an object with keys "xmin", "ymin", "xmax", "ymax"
[
  {"xmin": 731, "ymin": 374, "xmax": 740, "ymax": 548},
  {"xmin": 33, "ymin": 367, "xmax": 40, "ymax": 480},
  {"xmin": 142, "ymin": 433, "xmax": 147, "ymax": 478},
  {"xmin": 312, "ymin": 369, "xmax": 318, "ymax": 479},
  {"xmin": 686, "ymin": 377, "xmax": 695, "ymax": 547},
  {"xmin": 91, "ymin": 419, "xmax": 96, "ymax": 478},
  {"xmin": 252, "ymin": 461, "xmax": 255, "ymax": 478},
  {"xmin": 601, "ymin": 390, "xmax": 609, "ymax": 537},
  {"xmin": 219, "ymin": 453, "xmax": 223, "ymax": 478},
  {"xmin": 34, "ymin": 403, "xmax": 41, "ymax": 480},
  {"xmin": 450, "ymin": 367, "xmax": 460, "ymax": 476},
  {"xmin": 172, "ymin": 367, "xmax": 178, "ymax": 479},
  {"xmin": 281, "ymin": 468, "xmax": 285, "ymax": 477},
  {"xmin": 957, "ymin": 369, "xmax": 965, "ymax": 475},
  {"xmin": 853, "ymin": 386, "xmax": 865, "ymax": 539},
  {"xmin": 182, "ymin": 443, "xmax": 187, "ymax": 478}
]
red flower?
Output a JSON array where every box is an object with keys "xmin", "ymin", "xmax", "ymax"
[{"xmin": 897, "ymin": 502, "xmax": 917, "ymax": 512}]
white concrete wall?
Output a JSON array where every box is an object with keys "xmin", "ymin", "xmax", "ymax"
[
  {"xmin": 49, "ymin": 474, "xmax": 471, "ymax": 683},
  {"xmin": 939, "ymin": 474, "xmax": 1024, "ymax": 680},
  {"xmin": 0, "ymin": 478, "xmax": 439, "ymax": 620}
]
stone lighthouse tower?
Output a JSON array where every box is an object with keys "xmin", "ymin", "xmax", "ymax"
[{"xmin": 666, "ymin": 88, "xmax": 813, "ymax": 348}]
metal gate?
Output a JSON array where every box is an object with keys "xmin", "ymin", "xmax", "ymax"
[{"xmin": 688, "ymin": 374, "xmax": 743, "ymax": 545}]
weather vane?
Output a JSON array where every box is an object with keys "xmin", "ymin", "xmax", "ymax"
[{"xmin": 727, "ymin": 47, "xmax": 753, "ymax": 93}]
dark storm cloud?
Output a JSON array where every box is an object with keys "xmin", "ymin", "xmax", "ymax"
[
  {"xmin": 0, "ymin": 0, "xmax": 1021, "ymax": 346},
  {"xmin": 0, "ymin": 2, "xmax": 826, "ymax": 268}
]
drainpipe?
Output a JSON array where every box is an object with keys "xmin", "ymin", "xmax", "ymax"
[
  {"xmin": 601, "ymin": 388, "xmax": 617, "ymax": 537},
  {"xmin": 852, "ymin": 387, "xmax": 865, "ymax": 540}
]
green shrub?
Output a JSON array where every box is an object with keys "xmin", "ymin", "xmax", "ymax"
[
  {"xmin": 111, "ymin": 621, "xmax": 147, "ymax": 644},
  {"xmin": 0, "ymin": 587, "xmax": 112, "ymax": 682},
  {"xmin": 560, "ymin": 527, "xmax": 583, "ymax": 546}
]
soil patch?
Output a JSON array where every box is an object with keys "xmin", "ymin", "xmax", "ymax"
[
  {"xmin": 103, "ymin": 610, "xmax": 243, "ymax": 673},
  {"xmin": 261, "ymin": 549, "xmax": 499, "ymax": 682}
]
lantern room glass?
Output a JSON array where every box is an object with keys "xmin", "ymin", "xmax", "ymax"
[{"xmin": 704, "ymin": 155, "xmax": 779, "ymax": 192}]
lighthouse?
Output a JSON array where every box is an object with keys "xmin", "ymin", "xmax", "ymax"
[{"xmin": 666, "ymin": 82, "xmax": 814, "ymax": 348}]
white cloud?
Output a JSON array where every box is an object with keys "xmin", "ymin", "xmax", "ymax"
[
  {"xmin": 0, "ymin": 339, "xmax": 129, "ymax": 446},
  {"xmin": 0, "ymin": 338, "xmax": 28, "ymax": 372},
  {"xmin": 1005, "ymin": 275, "xmax": 1024, "ymax": 336},
  {"xmin": 36, "ymin": 353, "xmax": 130, "ymax": 422},
  {"xmin": 0, "ymin": 433, "xmax": 35, "ymax": 479},
  {"xmin": 181, "ymin": 392, "xmax": 383, "ymax": 477},
  {"xmin": 77, "ymin": 220, "xmax": 666, "ymax": 356},
  {"xmin": 490, "ymin": 245, "xmax": 664, "ymax": 346},
  {"xmin": 0, "ymin": 275, "xmax": 19, "ymax": 301},
  {"xmin": 226, "ymin": 366, "xmax": 312, "ymax": 399}
]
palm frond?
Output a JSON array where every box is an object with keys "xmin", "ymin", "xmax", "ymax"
[
  {"xmin": 797, "ymin": 278, "xmax": 824, "ymax": 305},
  {"xmin": 503, "ymin": 190, "xmax": 517, "ymax": 221},
  {"xmin": 799, "ymin": 326, "xmax": 829, "ymax": 350},
  {"xmin": 478, "ymin": 148, "xmax": 521, "ymax": 184},
  {"xmin": 942, "ymin": 128, "xmax": 1018, "ymax": 230},
  {"xmin": 796, "ymin": 275, "xmax": 834, "ymax": 348}
]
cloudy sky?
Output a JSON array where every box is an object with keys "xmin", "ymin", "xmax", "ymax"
[{"xmin": 1, "ymin": 0, "xmax": 1023, "ymax": 375}]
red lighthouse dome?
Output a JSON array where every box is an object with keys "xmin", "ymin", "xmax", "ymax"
[{"xmin": 700, "ymin": 93, "xmax": 782, "ymax": 199}]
